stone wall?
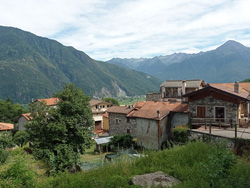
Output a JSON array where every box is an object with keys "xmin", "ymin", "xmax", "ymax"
[
  {"xmin": 171, "ymin": 113, "xmax": 189, "ymax": 128},
  {"xmin": 136, "ymin": 117, "xmax": 168, "ymax": 150},
  {"xmin": 109, "ymin": 113, "xmax": 137, "ymax": 137},
  {"xmin": 18, "ymin": 117, "xmax": 29, "ymax": 130},
  {"xmin": 146, "ymin": 92, "xmax": 162, "ymax": 101},
  {"xmin": 187, "ymin": 130, "xmax": 235, "ymax": 148},
  {"xmin": 189, "ymin": 96, "xmax": 238, "ymax": 123}
]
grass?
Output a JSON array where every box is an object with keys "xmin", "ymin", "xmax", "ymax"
[{"xmin": 1, "ymin": 141, "xmax": 250, "ymax": 188}]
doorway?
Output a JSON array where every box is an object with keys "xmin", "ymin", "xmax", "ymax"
[{"xmin": 215, "ymin": 107, "xmax": 225, "ymax": 122}]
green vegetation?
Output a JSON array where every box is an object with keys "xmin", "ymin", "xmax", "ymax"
[
  {"xmin": 0, "ymin": 141, "xmax": 250, "ymax": 187},
  {"xmin": 110, "ymin": 135, "xmax": 133, "ymax": 149},
  {"xmin": 241, "ymin": 78, "xmax": 250, "ymax": 82},
  {"xmin": 102, "ymin": 97, "xmax": 119, "ymax": 106},
  {"xmin": 118, "ymin": 96, "xmax": 146, "ymax": 105},
  {"xmin": 0, "ymin": 26, "xmax": 161, "ymax": 104},
  {"xmin": 26, "ymin": 84, "xmax": 94, "ymax": 172},
  {"xmin": 173, "ymin": 126, "xmax": 189, "ymax": 144},
  {"xmin": 0, "ymin": 98, "xmax": 27, "ymax": 123},
  {"xmin": 13, "ymin": 130, "xmax": 29, "ymax": 147}
]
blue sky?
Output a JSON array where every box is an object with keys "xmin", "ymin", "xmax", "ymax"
[{"xmin": 0, "ymin": 0, "xmax": 250, "ymax": 60}]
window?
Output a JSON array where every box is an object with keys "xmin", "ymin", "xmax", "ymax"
[
  {"xmin": 115, "ymin": 118, "xmax": 120, "ymax": 124},
  {"xmin": 197, "ymin": 106, "xmax": 206, "ymax": 118},
  {"xmin": 127, "ymin": 129, "xmax": 130, "ymax": 134},
  {"xmin": 127, "ymin": 117, "xmax": 130, "ymax": 123}
]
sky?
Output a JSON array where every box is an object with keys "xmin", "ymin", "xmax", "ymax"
[{"xmin": 0, "ymin": 0, "xmax": 250, "ymax": 61}]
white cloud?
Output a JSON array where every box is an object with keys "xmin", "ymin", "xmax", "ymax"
[{"xmin": 0, "ymin": 0, "xmax": 250, "ymax": 60}]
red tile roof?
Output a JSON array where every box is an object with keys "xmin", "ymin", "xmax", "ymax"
[
  {"xmin": 21, "ymin": 113, "xmax": 33, "ymax": 121},
  {"xmin": 89, "ymin": 100, "xmax": 112, "ymax": 106},
  {"xmin": 129, "ymin": 101, "xmax": 188, "ymax": 120},
  {"xmin": 0, "ymin": 122, "xmax": 14, "ymax": 131},
  {"xmin": 37, "ymin": 98, "xmax": 59, "ymax": 106},
  {"xmin": 209, "ymin": 83, "xmax": 250, "ymax": 99},
  {"xmin": 134, "ymin": 101, "xmax": 146, "ymax": 108}
]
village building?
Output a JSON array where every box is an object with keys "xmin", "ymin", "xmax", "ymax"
[
  {"xmin": 146, "ymin": 79, "xmax": 205, "ymax": 102},
  {"xmin": 89, "ymin": 100, "xmax": 113, "ymax": 130},
  {"xmin": 183, "ymin": 82, "xmax": 250, "ymax": 126},
  {"xmin": 0, "ymin": 122, "xmax": 14, "ymax": 132},
  {"xmin": 107, "ymin": 101, "xmax": 189, "ymax": 149},
  {"xmin": 35, "ymin": 97, "xmax": 59, "ymax": 108},
  {"xmin": 107, "ymin": 106, "xmax": 137, "ymax": 137},
  {"xmin": 18, "ymin": 113, "xmax": 32, "ymax": 130}
]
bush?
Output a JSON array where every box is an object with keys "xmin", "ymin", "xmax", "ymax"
[
  {"xmin": 173, "ymin": 127, "xmax": 188, "ymax": 144},
  {"xmin": 0, "ymin": 158, "xmax": 35, "ymax": 187},
  {"xmin": 0, "ymin": 149, "xmax": 9, "ymax": 164},
  {"xmin": 0, "ymin": 131, "xmax": 14, "ymax": 149},
  {"xmin": 13, "ymin": 130, "xmax": 29, "ymax": 147},
  {"xmin": 110, "ymin": 135, "xmax": 133, "ymax": 149}
]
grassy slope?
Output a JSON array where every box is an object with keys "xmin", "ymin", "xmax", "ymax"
[{"xmin": 1, "ymin": 142, "xmax": 250, "ymax": 188}]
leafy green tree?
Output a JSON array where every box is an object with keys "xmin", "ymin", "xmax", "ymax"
[
  {"xmin": 0, "ymin": 98, "xmax": 27, "ymax": 123},
  {"xmin": 26, "ymin": 84, "xmax": 94, "ymax": 172},
  {"xmin": 0, "ymin": 131, "xmax": 14, "ymax": 149},
  {"xmin": 13, "ymin": 130, "xmax": 29, "ymax": 147},
  {"xmin": 102, "ymin": 97, "xmax": 119, "ymax": 106},
  {"xmin": 110, "ymin": 134, "xmax": 133, "ymax": 149}
]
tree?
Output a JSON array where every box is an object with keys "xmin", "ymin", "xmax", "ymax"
[
  {"xmin": 102, "ymin": 97, "xmax": 119, "ymax": 106},
  {"xmin": 26, "ymin": 84, "xmax": 94, "ymax": 172},
  {"xmin": 13, "ymin": 130, "xmax": 29, "ymax": 147},
  {"xmin": 0, "ymin": 98, "xmax": 27, "ymax": 123}
]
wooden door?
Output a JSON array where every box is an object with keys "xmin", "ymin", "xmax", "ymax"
[{"xmin": 197, "ymin": 106, "xmax": 206, "ymax": 118}]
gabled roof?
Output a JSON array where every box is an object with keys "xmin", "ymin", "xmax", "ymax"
[
  {"xmin": 89, "ymin": 100, "xmax": 112, "ymax": 106},
  {"xmin": 129, "ymin": 101, "xmax": 188, "ymax": 120},
  {"xmin": 36, "ymin": 98, "xmax": 59, "ymax": 106},
  {"xmin": 183, "ymin": 83, "xmax": 250, "ymax": 102},
  {"xmin": 106, "ymin": 106, "xmax": 135, "ymax": 114},
  {"xmin": 0, "ymin": 122, "xmax": 14, "ymax": 131},
  {"xmin": 21, "ymin": 113, "xmax": 33, "ymax": 121},
  {"xmin": 160, "ymin": 79, "xmax": 204, "ymax": 88}
]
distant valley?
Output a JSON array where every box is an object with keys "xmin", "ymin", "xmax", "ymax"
[{"xmin": 107, "ymin": 40, "xmax": 250, "ymax": 83}]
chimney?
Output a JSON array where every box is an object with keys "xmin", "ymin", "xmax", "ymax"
[
  {"xmin": 234, "ymin": 81, "xmax": 239, "ymax": 93},
  {"xmin": 157, "ymin": 110, "xmax": 160, "ymax": 119},
  {"xmin": 182, "ymin": 80, "xmax": 186, "ymax": 95}
]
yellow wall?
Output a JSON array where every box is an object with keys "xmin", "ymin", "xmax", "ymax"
[{"xmin": 103, "ymin": 116, "xmax": 109, "ymax": 130}]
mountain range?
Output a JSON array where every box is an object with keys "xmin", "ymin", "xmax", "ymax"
[
  {"xmin": 107, "ymin": 40, "xmax": 250, "ymax": 83},
  {"xmin": 0, "ymin": 26, "xmax": 161, "ymax": 104}
]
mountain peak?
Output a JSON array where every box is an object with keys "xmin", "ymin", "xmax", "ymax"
[{"xmin": 216, "ymin": 40, "xmax": 246, "ymax": 52}]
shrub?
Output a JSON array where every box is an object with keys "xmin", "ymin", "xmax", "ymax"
[
  {"xmin": 13, "ymin": 130, "xmax": 29, "ymax": 147},
  {"xmin": 110, "ymin": 135, "xmax": 133, "ymax": 149},
  {"xmin": 0, "ymin": 148, "xmax": 9, "ymax": 164},
  {"xmin": 173, "ymin": 127, "xmax": 188, "ymax": 144},
  {"xmin": 0, "ymin": 158, "xmax": 35, "ymax": 187},
  {"xmin": 0, "ymin": 131, "xmax": 14, "ymax": 149}
]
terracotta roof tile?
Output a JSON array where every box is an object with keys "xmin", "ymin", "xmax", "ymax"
[
  {"xmin": 37, "ymin": 98, "xmax": 59, "ymax": 106},
  {"xmin": 134, "ymin": 101, "xmax": 146, "ymax": 108},
  {"xmin": 89, "ymin": 100, "xmax": 112, "ymax": 106},
  {"xmin": 21, "ymin": 113, "xmax": 33, "ymax": 121},
  {"xmin": 209, "ymin": 83, "xmax": 249, "ymax": 99},
  {"xmin": 129, "ymin": 101, "xmax": 188, "ymax": 120},
  {"xmin": 0, "ymin": 122, "xmax": 14, "ymax": 131}
]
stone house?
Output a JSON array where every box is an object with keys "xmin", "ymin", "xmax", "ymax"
[
  {"xmin": 146, "ymin": 80, "xmax": 205, "ymax": 102},
  {"xmin": 183, "ymin": 82, "xmax": 250, "ymax": 125},
  {"xmin": 107, "ymin": 101, "xmax": 189, "ymax": 150},
  {"xmin": 107, "ymin": 106, "xmax": 137, "ymax": 137},
  {"xmin": 18, "ymin": 113, "xmax": 32, "ymax": 130}
]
